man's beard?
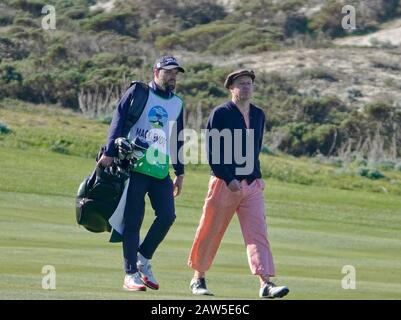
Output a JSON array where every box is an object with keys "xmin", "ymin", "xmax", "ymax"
[{"xmin": 164, "ymin": 81, "xmax": 176, "ymax": 91}]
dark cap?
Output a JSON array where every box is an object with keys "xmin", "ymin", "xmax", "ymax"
[
  {"xmin": 224, "ymin": 69, "xmax": 255, "ymax": 89},
  {"xmin": 154, "ymin": 56, "xmax": 185, "ymax": 73}
]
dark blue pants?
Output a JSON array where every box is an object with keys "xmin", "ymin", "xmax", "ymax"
[{"xmin": 123, "ymin": 172, "xmax": 176, "ymax": 274}]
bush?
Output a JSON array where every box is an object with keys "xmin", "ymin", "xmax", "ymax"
[
  {"xmin": 156, "ymin": 23, "xmax": 237, "ymax": 51},
  {"xmin": 47, "ymin": 44, "xmax": 69, "ymax": 65},
  {"xmin": 207, "ymin": 24, "xmax": 282, "ymax": 55},
  {"xmin": 304, "ymin": 124, "xmax": 337, "ymax": 155},
  {"xmin": 0, "ymin": 64, "xmax": 23, "ymax": 83},
  {"xmin": 14, "ymin": 16, "xmax": 38, "ymax": 27},
  {"xmin": 370, "ymin": 57, "xmax": 401, "ymax": 71},
  {"xmin": 91, "ymin": 52, "xmax": 126, "ymax": 67},
  {"xmin": 8, "ymin": 0, "xmax": 45, "ymax": 17},
  {"xmin": 283, "ymin": 14, "xmax": 309, "ymax": 37},
  {"xmin": 0, "ymin": 37, "xmax": 29, "ymax": 63},
  {"xmin": 50, "ymin": 139, "xmax": 71, "ymax": 154},
  {"xmin": 354, "ymin": 158, "xmax": 368, "ymax": 167},
  {"xmin": 53, "ymin": 69, "xmax": 84, "ymax": 109},
  {"xmin": 297, "ymin": 96, "xmax": 345, "ymax": 124},
  {"xmin": 22, "ymin": 72, "xmax": 56, "ymax": 103},
  {"xmin": 64, "ymin": 7, "xmax": 88, "ymax": 20},
  {"xmin": 186, "ymin": 62, "xmax": 214, "ymax": 74},
  {"xmin": 0, "ymin": 64, "xmax": 23, "ymax": 98},
  {"xmin": 261, "ymin": 146, "xmax": 275, "ymax": 155},
  {"xmin": 81, "ymin": 11, "xmax": 140, "ymax": 37},
  {"xmin": 328, "ymin": 157, "xmax": 343, "ymax": 168},
  {"xmin": 300, "ymin": 67, "xmax": 338, "ymax": 82},
  {"xmin": 375, "ymin": 160, "xmax": 396, "ymax": 171},
  {"xmin": 100, "ymin": 114, "xmax": 113, "ymax": 125},
  {"xmin": 176, "ymin": 1, "xmax": 226, "ymax": 29},
  {"xmin": 358, "ymin": 0, "xmax": 400, "ymax": 23},
  {"xmin": 309, "ymin": 1, "xmax": 345, "ymax": 38},
  {"xmin": 139, "ymin": 23, "xmax": 175, "ymax": 42},
  {"xmin": 0, "ymin": 7, "xmax": 15, "ymax": 26},
  {"xmin": 271, "ymin": 121, "xmax": 340, "ymax": 156},
  {"xmin": 365, "ymin": 102, "xmax": 393, "ymax": 122},
  {"xmin": 0, "ymin": 122, "xmax": 12, "ymax": 134},
  {"xmin": 357, "ymin": 167, "xmax": 385, "ymax": 180}
]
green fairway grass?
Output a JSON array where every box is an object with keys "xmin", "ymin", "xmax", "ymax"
[{"xmin": 1, "ymin": 146, "xmax": 400, "ymax": 299}]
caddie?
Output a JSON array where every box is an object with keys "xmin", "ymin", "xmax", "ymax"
[{"xmin": 98, "ymin": 56, "xmax": 185, "ymax": 291}]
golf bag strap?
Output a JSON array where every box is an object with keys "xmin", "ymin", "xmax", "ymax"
[{"xmin": 122, "ymin": 81, "xmax": 149, "ymax": 137}]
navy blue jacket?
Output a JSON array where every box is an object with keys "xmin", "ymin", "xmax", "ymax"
[
  {"xmin": 104, "ymin": 81, "xmax": 184, "ymax": 176},
  {"xmin": 206, "ymin": 101, "xmax": 265, "ymax": 185}
]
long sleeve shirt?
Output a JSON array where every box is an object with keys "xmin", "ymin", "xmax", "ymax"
[
  {"xmin": 104, "ymin": 81, "xmax": 184, "ymax": 176},
  {"xmin": 206, "ymin": 100, "xmax": 265, "ymax": 185}
]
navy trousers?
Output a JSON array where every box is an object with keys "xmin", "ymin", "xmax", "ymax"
[{"xmin": 123, "ymin": 172, "xmax": 176, "ymax": 274}]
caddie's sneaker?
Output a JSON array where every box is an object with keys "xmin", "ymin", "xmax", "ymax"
[
  {"xmin": 137, "ymin": 253, "xmax": 159, "ymax": 290},
  {"xmin": 190, "ymin": 278, "xmax": 214, "ymax": 296},
  {"xmin": 259, "ymin": 281, "xmax": 289, "ymax": 298},
  {"xmin": 123, "ymin": 272, "xmax": 146, "ymax": 291}
]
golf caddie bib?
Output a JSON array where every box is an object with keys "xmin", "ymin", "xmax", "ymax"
[{"xmin": 127, "ymin": 90, "xmax": 183, "ymax": 179}]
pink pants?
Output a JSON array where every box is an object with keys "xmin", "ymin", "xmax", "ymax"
[{"xmin": 188, "ymin": 176, "xmax": 275, "ymax": 276}]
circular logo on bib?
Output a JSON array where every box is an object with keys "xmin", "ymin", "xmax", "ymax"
[{"xmin": 148, "ymin": 106, "xmax": 168, "ymax": 128}]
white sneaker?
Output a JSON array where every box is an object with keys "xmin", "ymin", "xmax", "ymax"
[
  {"xmin": 137, "ymin": 253, "xmax": 159, "ymax": 290},
  {"xmin": 123, "ymin": 272, "xmax": 146, "ymax": 291},
  {"xmin": 190, "ymin": 278, "xmax": 213, "ymax": 296},
  {"xmin": 259, "ymin": 281, "xmax": 289, "ymax": 298}
]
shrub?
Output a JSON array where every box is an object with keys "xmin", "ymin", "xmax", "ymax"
[
  {"xmin": 207, "ymin": 24, "xmax": 279, "ymax": 54},
  {"xmin": 304, "ymin": 124, "xmax": 337, "ymax": 155},
  {"xmin": 328, "ymin": 157, "xmax": 343, "ymax": 168},
  {"xmin": 261, "ymin": 146, "xmax": 275, "ymax": 155},
  {"xmin": 375, "ymin": 160, "xmax": 396, "ymax": 171},
  {"xmin": 283, "ymin": 14, "xmax": 309, "ymax": 37},
  {"xmin": 0, "ymin": 8, "xmax": 15, "ymax": 25},
  {"xmin": 81, "ymin": 11, "xmax": 140, "ymax": 37},
  {"xmin": 365, "ymin": 102, "xmax": 393, "ymax": 122},
  {"xmin": 8, "ymin": 0, "xmax": 45, "ymax": 17},
  {"xmin": 156, "ymin": 23, "xmax": 237, "ymax": 51},
  {"xmin": 357, "ymin": 167, "xmax": 385, "ymax": 180},
  {"xmin": 370, "ymin": 57, "xmax": 401, "ymax": 71},
  {"xmin": 64, "ymin": 7, "xmax": 88, "ymax": 20},
  {"xmin": 186, "ymin": 62, "xmax": 214, "ymax": 74},
  {"xmin": 47, "ymin": 44, "xmax": 69, "ymax": 65},
  {"xmin": 0, "ymin": 122, "xmax": 12, "ymax": 134},
  {"xmin": 354, "ymin": 158, "xmax": 368, "ymax": 167},
  {"xmin": 14, "ymin": 16, "xmax": 38, "ymax": 27},
  {"xmin": 175, "ymin": 2, "xmax": 226, "ymax": 29},
  {"xmin": 53, "ymin": 69, "xmax": 84, "ymax": 109},
  {"xmin": 100, "ymin": 114, "xmax": 113, "ymax": 125},
  {"xmin": 309, "ymin": 1, "xmax": 345, "ymax": 38},
  {"xmin": 0, "ymin": 64, "xmax": 23, "ymax": 98},
  {"xmin": 297, "ymin": 96, "xmax": 345, "ymax": 124},
  {"xmin": 139, "ymin": 24, "xmax": 175, "ymax": 42},
  {"xmin": 0, "ymin": 64, "xmax": 23, "ymax": 83},
  {"xmin": 91, "ymin": 52, "xmax": 126, "ymax": 67},
  {"xmin": 300, "ymin": 67, "xmax": 338, "ymax": 82},
  {"xmin": 50, "ymin": 139, "xmax": 71, "ymax": 154},
  {"xmin": 22, "ymin": 72, "xmax": 56, "ymax": 103}
]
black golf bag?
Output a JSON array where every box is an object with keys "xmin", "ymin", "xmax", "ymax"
[
  {"xmin": 75, "ymin": 147, "xmax": 129, "ymax": 233},
  {"xmin": 75, "ymin": 81, "xmax": 149, "ymax": 233}
]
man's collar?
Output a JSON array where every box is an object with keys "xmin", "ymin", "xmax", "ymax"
[{"xmin": 149, "ymin": 81, "xmax": 172, "ymax": 98}]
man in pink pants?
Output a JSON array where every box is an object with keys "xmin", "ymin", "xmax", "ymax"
[{"xmin": 188, "ymin": 69, "xmax": 289, "ymax": 299}]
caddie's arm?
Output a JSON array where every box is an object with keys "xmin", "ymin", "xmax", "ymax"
[
  {"xmin": 206, "ymin": 109, "xmax": 236, "ymax": 186},
  {"xmin": 172, "ymin": 108, "xmax": 185, "ymax": 197},
  {"xmin": 98, "ymin": 85, "xmax": 136, "ymax": 167}
]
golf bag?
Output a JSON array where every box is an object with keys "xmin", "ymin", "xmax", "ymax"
[
  {"xmin": 75, "ymin": 81, "xmax": 149, "ymax": 233},
  {"xmin": 75, "ymin": 150, "xmax": 127, "ymax": 233}
]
